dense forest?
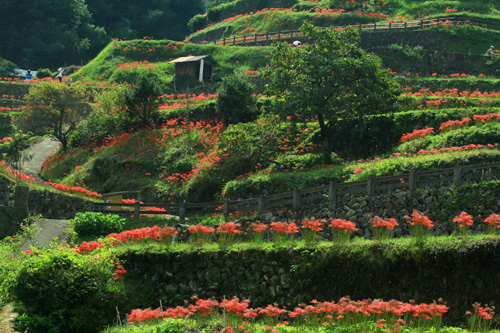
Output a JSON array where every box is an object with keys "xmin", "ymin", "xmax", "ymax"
[{"xmin": 0, "ymin": 0, "xmax": 205, "ymax": 69}]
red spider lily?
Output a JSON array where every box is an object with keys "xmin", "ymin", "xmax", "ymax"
[
  {"xmin": 111, "ymin": 261, "xmax": 127, "ymax": 280},
  {"xmin": 467, "ymin": 302, "xmax": 495, "ymax": 332},
  {"xmin": 484, "ymin": 213, "xmax": 500, "ymax": 235},
  {"xmin": 188, "ymin": 223, "xmax": 215, "ymax": 245},
  {"xmin": 270, "ymin": 221, "xmax": 298, "ymax": 245},
  {"xmin": 301, "ymin": 217, "xmax": 326, "ymax": 245},
  {"xmin": 370, "ymin": 216, "xmax": 398, "ymax": 241},
  {"xmin": 403, "ymin": 210, "xmax": 434, "ymax": 238},
  {"xmin": 217, "ymin": 222, "xmax": 241, "ymax": 246},
  {"xmin": 452, "ymin": 211, "xmax": 474, "ymax": 236},
  {"xmin": 439, "ymin": 118, "xmax": 471, "ymax": 131},
  {"xmin": 400, "ymin": 128, "xmax": 434, "ymax": 143},
  {"xmin": 329, "ymin": 219, "xmax": 357, "ymax": 243},
  {"xmin": 75, "ymin": 240, "xmax": 103, "ymax": 253},
  {"xmin": 248, "ymin": 222, "xmax": 268, "ymax": 243},
  {"xmin": 107, "ymin": 226, "xmax": 176, "ymax": 244}
]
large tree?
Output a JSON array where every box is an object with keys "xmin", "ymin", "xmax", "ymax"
[
  {"xmin": 12, "ymin": 82, "xmax": 92, "ymax": 151},
  {"xmin": 264, "ymin": 23, "xmax": 401, "ymax": 163}
]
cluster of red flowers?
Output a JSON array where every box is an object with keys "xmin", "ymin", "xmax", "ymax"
[
  {"xmin": 370, "ymin": 216, "xmax": 399, "ymax": 230},
  {"xmin": 116, "ymin": 60, "xmax": 159, "ymax": 71},
  {"xmin": 400, "ymin": 127, "xmax": 434, "ymax": 143},
  {"xmin": 108, "ymin": 226, "xmax": 176, "ymax": 243},
  {"xmin": 217, "ymin": 222, "xmax": 242, "ymax": 236},
  {"xmin": 393, "ymin": 143, "xmax": 498, "ymax": 158},
  {"xmin": 0, "ymin": 161, "xmax": 36, "ymax": 182},
  {"xmin": 474, "ymin": 113, "xmax": 500, "ymax": 123},
  {"xmin": 300, "ymin": 217, "xmax": 326, "ymax": 232},
  {"xmin": 270, "ymin": 221, "xmax": 299, "ymax": 234},
  {"xmin": 329, "ymin": 219, "xmax": 358, "ymax": 232},
  {"xmin": 112, "ymin": 261, "xmax": 127, "ymax": 280},
  {"xmin": 44, "ymin": 181, "xmax": 102, "ymax": 198},
  {"xmin": 249, "ymin": 222, "xmax": 268, "ymax": 233},
  {"xmin": 127, "ymin": 296, "xmax": 449, "ymax": 327},
  {"xmin": 439, "ymin": 118, "xmax": 471, "ymax": 131},
  {"xmin": 452, "ymin": 211, "xmax": 474, "ymax": 228},
  {"xmin": 75, "ymin": 240, "xmax": 103, "ymax": 253},
  {"xmin": 403, "ymin": 209, "xmax": 434, "ymax": 229}
]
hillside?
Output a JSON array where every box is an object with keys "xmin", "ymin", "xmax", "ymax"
[{"xmin": 1, "ymin": 0, "xmax": 500, "ymax": 207}]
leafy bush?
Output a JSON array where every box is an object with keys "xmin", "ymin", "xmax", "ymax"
[
  {"xmin": 0, "ymin": 58, "xmax": 16, "ymax": 76},
  {"xmin": 70, "ymin": 212, "xmax": 125, "ymax": 238},
  {"xmin": 35, "ymin": 68, "xmax": 53, "ymax": 78},
  {"xmin": 187, "ymin": 14, "xmax": 209, "ymax": 33},
  {"xmin": 396, "ymin": 123, "xmax": 500, "ymax": 154},
  {"xmin": 216, "ymin": 73, "xmax": 257, "ymax": 124},
  {"xmin": 12, "ymin": 249, "xmax": 121, "ymax": 332}
]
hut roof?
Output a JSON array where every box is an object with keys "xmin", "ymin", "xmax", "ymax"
[{"xmin": 169, "ymin": 55, "xmax": 219, "ymax": 67}]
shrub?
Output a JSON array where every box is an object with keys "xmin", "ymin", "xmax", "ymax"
[
  {"xmin": 35, "ymin": 68, "xmax": 53, "ymax": 78},
  {"xmin": 70, "ymin": 212, "xmax": 125, "ymax": 238},
  {"xmin": 216, "ymin": 73, "xmax": 257, "ymax": 124},
  {"xmin": 187, "ymin": 14, "xmax": 209, "ymax": 33},
  {"xmin": 12, "ymin": 249, "xmax": 121, "ymax": 332}
]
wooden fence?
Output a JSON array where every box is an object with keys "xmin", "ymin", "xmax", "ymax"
[
  {"xmin": 197, "ymin": 16, "xmax": 478, "ymax": 46},
  {"xmin": 89, "ymin": 161, "xmax": 500, "ymax": 220}
]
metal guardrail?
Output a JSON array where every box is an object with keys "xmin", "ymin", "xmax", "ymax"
[{"xmin": 89, "ymin": 161, "xmax": 500, "ymax": 220}]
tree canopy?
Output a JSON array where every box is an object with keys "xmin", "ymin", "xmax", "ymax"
[
  {"xmin": 0, "ymin": 0, "xmax": 204, "ymax": 69},
  {"xmin": 13, "ymin": 81, "xmax": 92, "ymax": 151},
  {"xmin": 264, "ymin": 23, "xmax": 401, "ymax": 163}
]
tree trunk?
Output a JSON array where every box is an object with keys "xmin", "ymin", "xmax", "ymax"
[{"xmin": 317, "ymin": 113, "xmax": 332, "ymax": 164}]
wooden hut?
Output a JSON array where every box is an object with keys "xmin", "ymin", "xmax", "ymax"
[{"xmin": 169, "ymin": 55, "xmax": 219, "ymax": 82}]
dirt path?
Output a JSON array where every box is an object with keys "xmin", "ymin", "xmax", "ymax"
[{"xmin": 22, "ymin": 137, "xmax": 60, "ymax": 181}]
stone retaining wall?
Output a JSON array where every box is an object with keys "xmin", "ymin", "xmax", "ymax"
[{"xmin": 0, "ymin": 176, "xmax": 90, "ymax": 219}]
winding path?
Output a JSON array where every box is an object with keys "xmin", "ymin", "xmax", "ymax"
[{"xmin": 22, "ymin": 137, "xmax": 60, "ymax": 182}]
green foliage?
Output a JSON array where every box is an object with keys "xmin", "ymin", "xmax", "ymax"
[
  {"xmin": 124, "ymin": 75, "xmax": 164, "ymax": 127},
  {"xmin": 12, "ymin": 248, "xmax": 122, "ymax": 333},
  {"xmin": 70, "ymin": 212, "xmax": 125, "ymax": 238},
  {"xmin": 216, "ymin": 72, "xmax": 257, "ymax": 124},
  {"xmin": 35, "ymin": 68, "xmax": 54, "ymax": 79},
  {"xmin": 188, "ymin": 14, "xmax": 209, "ymax": 33},
  {"xmin": 265, "ymin": 23, "xmax": 401, "ymax": 163},
  {"xmin": 0, "ymin": 0, "xmax": 108, "ymax": 69},
  {"xmin": 2, "ymin": 133, "xmax": 33, "ymax": 172},
  {"xmin": 396, "ymin": 123, "xmax": 500, "ymax": 154},
  {"xmin": 70, "ymin": 85, "xmax": 132, "ymax": 147},
  {"xmin": 12, "ymin": 81, "xmax": 93, "ymax": 151},
  {"xmin": 0, "ymin": 58, "xmax": 16, "ymax": 77}
]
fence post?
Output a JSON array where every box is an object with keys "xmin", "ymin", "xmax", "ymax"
[
  {"xmin": 223, "ymin": 199, "xmax": 229, "ymax": 218},
  {"xmin": 134, "ymin": 201, "xmax": 140, "ymax": 218},
  {"xmin": 453, "ymin": 165, "xmax": 463, "ymax": 187},
  {"xmin": 374, "ymin": 22, "xmax": 376, "ymax": 31},
  {"xmin": 179, "ymin": 201, "xmax": 185, "ymax": 221},
  {"xmin": 328, "ymin": 181, "xmax": 337, "ymax": 210},
  {"xmin": 255, "ymin": 33, "xmax": 257, "ymax": 43},
  {"xmin": 409, "ymin": 170, "xmax": 417, "ymax": 193},
  {"xmin": 258, "ymin": 195, "xmax": 265, "ymax": 216},
  {"xmin": 367, "ymin": 177, "xmax": 375, "ymax": 196},
  {"xmin": 278, "ymin": 30, "xmax": 281, "ymax": 40},
  {"xmin": 243, "ymin": 35, "xmax": 246, "ymax": 45},
  {"xmin": 266, "ymin": 32, "xmax": 269, "ymax": 42},
  {"xmin": 223, "ymin": 38, "xmax": 226, "ymax": 46},
  {"xmin": 404, "ymin": 22, "xmax": 407, "ymax": 29},
  {"xmin": 421, "ymin": 19, "xmax": 424, "ymax": 29},
  {"xmin": 88, "ymin": 201, "xmax": 94, "ymax": 212},
  {"xmin": 293, "ymin": 188, "xmax": 301, "ymax": 211},
  {"xmin": 358, "ymin": 23, "xmax": 362, "ymax": 32},
  {"xmin": 233, "ymin": 36, "xmax": 236, "ymax": 45},
  {"xmin": 389, "ymin": 22, "xmax": 392, "ymax": 30}
]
